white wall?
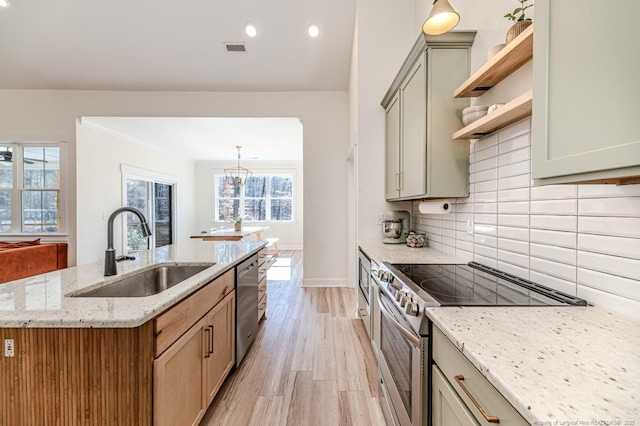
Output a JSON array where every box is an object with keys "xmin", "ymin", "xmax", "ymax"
[
  {"xmin": 412, "ymin": 119, "xmax": 640, "ymax": 321},
  {"xmin": 76, "ymin": 123, "xmax": 196, "ymax": 265},
  {"xmin": 0, "ymin": 90, "xmax": 348, "ymax": 286},
  {"xmin": 194, "ymin": 161, "xmax": 304, "ymax": 250}
]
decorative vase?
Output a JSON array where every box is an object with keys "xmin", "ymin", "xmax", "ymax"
[
  {"xmin": 505, "ymin": 20, "xmax": 532, "ymax": 44},
  {"xmin": 234, "ymin": 222, "xmax": 242, "ymax": 231}
]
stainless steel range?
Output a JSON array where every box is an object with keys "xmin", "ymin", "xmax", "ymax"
[{"xmin": 372, "ymin": 261, "xmax": 587, "ymax": 426}]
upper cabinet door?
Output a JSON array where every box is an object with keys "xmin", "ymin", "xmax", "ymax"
[
  {"xmin": 532, "ymin": 0, "xmax": 640, "ymax": 184},
  {"xmin": 400, "ymin": 53, "xmax": 427, "ymax": 198},
  {"xmin": 385, "ymin": 92, "xmax": 401, "ymax": 200}
]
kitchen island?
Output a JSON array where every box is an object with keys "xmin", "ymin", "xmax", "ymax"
[{"xmin": 0, "ymin": 239, "xmax": 266, "ymax": 426}]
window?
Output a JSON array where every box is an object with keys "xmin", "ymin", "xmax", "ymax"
[
  {"xmin": 122, "ymin": 166, "xmax": 176, "ymax": 251},
  {"xmin": 215, "ymin": 173, "xmax": 294, "ymax": 222},
  {"xmin": 0, "ymin": 144, "xmax": 61, "ymax": 234}
]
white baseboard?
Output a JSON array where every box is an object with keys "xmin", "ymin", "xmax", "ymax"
[{"xmin": 302, "ymin": 278, "xmax": 348, "ymax": 287}]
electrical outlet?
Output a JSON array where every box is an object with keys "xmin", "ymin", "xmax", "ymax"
[
  {"xmin": 466, "ymin": 219, "xmax": 473, "ymax": 235},
  {"xmin": 376, "ymin": 213, "xmax": 385, "ymax": 225},
  {"xmin": 4, "ymin": 339, "xmax": 14, "ymax": 357}
]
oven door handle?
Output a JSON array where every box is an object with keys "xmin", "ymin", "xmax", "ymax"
[{"xmin": 377, "ymin": 291, "xmax": 421, "ymax": 349}]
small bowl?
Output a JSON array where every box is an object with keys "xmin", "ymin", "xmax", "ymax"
[
  {"xmin": 462, "ymin": 110, "xmax": 488, "ymax": 126},
  {"xmin": 487, "ymin": 43, "xmax": 506, "ymax": 60},
  {"xmin": 462, "ymin": 105, "xmax": 489, "ymax": 115},
  {"xmin": 487, "ymin": 103, "xmax": 505, "ymax": 114}
]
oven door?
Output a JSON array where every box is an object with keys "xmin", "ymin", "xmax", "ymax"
[
  {"xmin": 358, "ymin": 250, "xmax": 371, "ymax": 305},
  {"xmin": 377, "ymin": 290, "xmax": 424, "ymax": 426}
]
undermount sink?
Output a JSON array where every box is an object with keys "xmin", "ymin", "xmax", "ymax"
[{"xmin": 73, "ymin": 263, "xmax": 215, "ymax": 298}]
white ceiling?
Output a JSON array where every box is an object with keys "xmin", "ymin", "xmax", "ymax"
[
  {"xmin": 81, "ymin": 117, "xmax": 304, "ymax": 161},
  {"xmin": 0, "ymin": 0, "xmax": 356, "ymax": 91}
]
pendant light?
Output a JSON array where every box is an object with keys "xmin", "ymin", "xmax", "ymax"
[
  {"xmin": 224, "ymin": 146, "xmax": 253, "ymax": 186},
  {"xmin": 422, "ymin": 0, "xmax": 460, "ymax": 36}
]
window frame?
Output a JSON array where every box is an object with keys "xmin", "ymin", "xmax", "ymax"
[
  {"xmin": 120, "ymin": 165, "xmax": 179, "ymax": 253},
  {"xmin": 212, "ymin": 170, "xmax": 296, "ymax": 224},
  {"xmin": 0, "ymin": 141, "xmax": 66, "ymax": 237}
]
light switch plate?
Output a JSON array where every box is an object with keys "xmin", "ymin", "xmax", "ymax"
[{"xmin": 4, "ymin": 339, "xmax": 14, "ymax": 357}]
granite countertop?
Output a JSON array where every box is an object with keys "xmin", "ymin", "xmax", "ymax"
[
  {"xmin": 358, "ymin": 240, "xmax": 466, "ymax": 265},
  {"xmin": 427, "ymin": 306, "xmax": 640, "ymax": 424},
  {"xmin": 0, "ymin": 239, "xmax": 266, "ymax": 328}
]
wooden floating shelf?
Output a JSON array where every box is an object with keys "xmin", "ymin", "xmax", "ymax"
[
  {"xmin": 453, "ymin": 90, "xmax": 532, "ymax": 140},
  {"xmin": 453, "ymin": 25, "xmax": 533, "ymax": 98}
]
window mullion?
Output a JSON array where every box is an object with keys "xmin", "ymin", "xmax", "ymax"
[{"xmin": 13, "ymin": 145, "xmax": 23, "ymax": 233}]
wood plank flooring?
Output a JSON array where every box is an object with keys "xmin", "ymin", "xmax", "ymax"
[{"xmin": 201, "ymin": 251, "xmax": 387, "ymax": 426}]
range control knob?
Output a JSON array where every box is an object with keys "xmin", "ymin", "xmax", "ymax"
[
  {"xmin": 395, "ymin": 291, "xmax": 405, "ymax": 302},
  {"xmin": 400, "ymin": 296, "xmax": 409, "ymax": 308},
  {"xmin": 405, "ymin": 302, "xmax": 420, "ymax": 316}
]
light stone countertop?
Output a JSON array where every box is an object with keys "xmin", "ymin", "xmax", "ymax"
[
  {"xmin": 0, "ymin": 239, "xmax": 266, "ymax": 328},
  {"xmin": 427, "ymin": 306, "xmax": 640, "ymax": 425},
  {"xmin": 358, "ymin": 240, "xmax": 466, "ymax": 265}
]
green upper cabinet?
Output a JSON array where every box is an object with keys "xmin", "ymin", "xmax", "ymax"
[
  {"xmin": 532, "ymin": 0, "xmax": 640, "ymax": 184},
  {"xmin": 382, "ymin": 32, "xmax": 475, "ymax": 201}
]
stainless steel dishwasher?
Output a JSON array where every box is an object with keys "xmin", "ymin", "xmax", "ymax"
[{"xmin": 235, "ymin": 254, "xmax": 259, "ymax": 366}]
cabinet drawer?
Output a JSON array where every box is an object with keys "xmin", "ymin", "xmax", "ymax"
[
  {"xmin": 258, "ymin": 277, "xmax": 267, "ymax": 298},
  {"xmin": 258, "ymin": 248, "xmax": 268, "ymax": 267},
  {"xmin": 258, "ymin": 294, "xmax": 267, "ymax": 321},
  {"xmin": 154, "ymin": 269, "xmax": 234, "ymax": 357},
  {"xmin": 258, "ymin": 264, "xmax": 268, "ymax": 283},
  {"xmin": 432, "ymin": 327, "xmax": 528, "ymax": 426}
]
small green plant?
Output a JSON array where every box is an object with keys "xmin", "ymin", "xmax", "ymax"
[
  {"xmin": 504, "ymin": 0, "xmax": 533, "ymax": 22},
  {"xmin": 234, "ymin": 215, "xmax": 243, "ymax": 223}
]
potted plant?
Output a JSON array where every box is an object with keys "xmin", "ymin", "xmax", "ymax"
[
  {"xmin": 233, "ymin": 215, "xmax": 243, "ymax": 231},
  {"xmin": 504, "ymin": 0, "xmax": 533, "ymax": 44}
]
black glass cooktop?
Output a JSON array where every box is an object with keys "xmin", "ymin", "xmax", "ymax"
[{"xmin": 388, "ymin": 262, "xmax": 588, "ymax": 307}]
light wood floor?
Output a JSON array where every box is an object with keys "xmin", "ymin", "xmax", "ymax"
[{"xmin": 201, "ymin": 251, "xmax": 387, "ymax": 426}]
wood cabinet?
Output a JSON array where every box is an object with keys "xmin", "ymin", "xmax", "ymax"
[
  {"xmin": 452, "ymin": 25, "xmax": 533, "ymax": 140},
  {"xmin": 154, "ymin": 269, "xmax": 235, "ymax": 426},
  {"xmin": 532, "ymin": 0, "xmax": 640, "ymax": 184},
  {"xmin": 0, "ymin": 267, "xmax": 236, "ymax": 426},
  {"xmin": 432, "ymin": 326, "xmax": 528, "ymax": 426},
  {"xmin": 382, "ymin": 32, "xmax": 475, "ymax": 201}
]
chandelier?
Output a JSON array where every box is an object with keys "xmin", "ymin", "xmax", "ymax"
[{"xmin": 224, "ymin": 145, "xmax": 253, "ymax": 186}]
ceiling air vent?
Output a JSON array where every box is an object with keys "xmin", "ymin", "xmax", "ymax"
[{"xmin": 223, "ymin": 42, "xmax": 247, "ymax": 53}]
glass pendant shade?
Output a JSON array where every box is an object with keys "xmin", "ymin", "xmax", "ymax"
[{"xmin": 422, "ymin": 0, "xmax": 460, "ymax": 35}]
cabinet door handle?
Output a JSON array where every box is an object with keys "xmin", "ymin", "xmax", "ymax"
[
  {"xmin": 454, "ymin": 375, "xmax": 500, "ymax": 423},
  {"xmin": 208, "ymin": 325, "xmax": 214, "ymax": 355},
  {"xmin": 395, "ymin": 173, "xmax": 401, "ymax": 191},
  {"xmin": 204, "ymin": 327, "xmax": 212, "ymax": 358}
]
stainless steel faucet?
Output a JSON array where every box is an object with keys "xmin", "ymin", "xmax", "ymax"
[{"xmin": 104, "ymin": 207, "xmax": 152, "ymax": 276}]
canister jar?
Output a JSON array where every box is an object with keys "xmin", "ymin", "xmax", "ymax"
[{"xmin": 406, "ymin": 231, "xmax": 426, "ymax": 248}]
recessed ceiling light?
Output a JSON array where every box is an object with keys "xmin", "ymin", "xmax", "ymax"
[
  {"xmin": 0, "ymin": 0, "xmax": 10, "ymax": 8},
  {"xmin": 308, "ymin": 24, "xmax": 320, "ymax": 38},
  {"xmin": 245, "ymin": 23, "xmax": 257, "ymax": 38}
]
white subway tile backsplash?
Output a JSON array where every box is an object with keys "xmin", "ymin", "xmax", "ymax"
[
  {"xmin": 530, "ymin": 256, "xmax": 576, "ymax": 282},
  {"xmin": 577, "ymin": 286, "xmax": 640, "ymax": 321},
  {"xmin": 578, "ymin": 234, "xmax": 640, "ymax": 260},
  {"xmin": 498, "ymin": 146, "xmax": 530, "ymax": 166},
  {"xmin": 577, "ymin": 251, "xmax": 640, "ymax": 281},
  {"xmin": 498, "ymin": 201, "xmax": 530, "ymax": 214},
  {"xmin": 578, "ymin": 184, "xmax": 640, "ymax": 199},
  {"xmin": 530, "ymin": 229, "xmax": 577, "ymax": 249},
  {"xmin": 498, "ymin": 225, "xmax": 529, "ymax": 241},
  {"xmin": 497, "ymin": 117, "xmax": 531, "ymax": 141},
  {"xmin": 578, "ymin": 216, "xmax": 640, "ymax": 239},
  {"xmin": 530, "ymin": 199, "xmax": 577, "ymax": 215},
  {"xmin": 530, "ymin": 243, "xmax": 576, "ymax": 265},
  {"xmin": 498, "ymin": 160, "xmax": 530, "ymax": 178},
  {"xmin": 578, "ymin": 268, "xmax": 640, "ymax": 302},
  {"xmin": 411, "ymin": 119, "xmax": 640, "ymax": 318},
  {"xmin": 498, "ymin": 249, "xmax": 530, "ymax": 269},
  {"xmin": 499, "ymin": 133, "xmax": 529, "ymax": 155},
  {"xmin": 498, "ymin": 187, "xmax": 530, "ymax": 202},
  {"xmin": 497, "ymin": 174, "xmax": 531, "ymax": 190},
  {"xmin": 578, "ymin": 197, "xmax": 640, "ymax": 217},
  {"xmin": 530, "ymin": 215, "xmax": 577, "ymax": 233},
  {"xmin": 498, "ymin": 214, "xmax": 529, "ymax": 228},
  {"xmin": 531, "ymin": 185, "xmax": 578, "ymax": 200},
  {"xmin": 498, "ymin": 238, "xmax": 530, "ymax": 255}
]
